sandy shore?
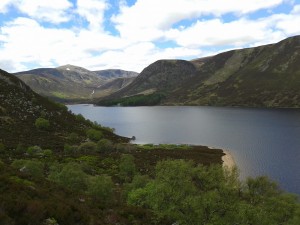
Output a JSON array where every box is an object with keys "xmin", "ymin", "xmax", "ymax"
[{"xmin": 222, "ymin": 150, "xmax": 236, "ymax": 170}]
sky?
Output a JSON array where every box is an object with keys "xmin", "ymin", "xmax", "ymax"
[{"xmin": 0, "ymin": 0, "xmax": 300, "ymax": 73}]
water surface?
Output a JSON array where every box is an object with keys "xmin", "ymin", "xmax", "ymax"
[{"xmin": 68, "ymin": 105, "xmax": 300, "ymax": 195}]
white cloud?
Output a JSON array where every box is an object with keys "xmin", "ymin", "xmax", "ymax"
[
  {"xmin": 165, "ymin": 18, "xmax": 279, "ymax": 48},
  {"xmin": 112, "ymin": 0, "xmax": 284, "ymax": 42},
  {"xmin": 0, "ymin": 18, "xmax": 78, "ymax": 70},
  {"xmin": 75, "ymin": 43, "xmax": 202, "ymax": 72},
  {"xmin": 0, "ymin": 0, "xmax": 14, "ymax": 13},
  {"xmin": 1, "ymin": 0, "xmax": 73, "ymax": 24},
  {"xmin": 77, "ymin": 0, "xmax": 109, "ymax": 30},
  {"xmin": 292, "ymin": 4, "xmax": 300, "ymax": 13},
  {"xmin": 0, "ymin": 0, "xmax": 299, "ymax": 73}
]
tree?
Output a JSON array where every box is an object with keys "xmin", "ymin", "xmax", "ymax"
[
  {"xmin": 67, "ymin": 132, "xmax": 80, "ymax": 144},
  {"xmin": 35, "ymin": 118, "xmax": 50, "ymax": 130},
  {"xmin": 126, "ymin": 159, "xmax": 300, "ymax": 225},
  {"xmin": 11, "ymin": 159, "xmax": 44, "ymax": 178},
  {"xmin": 118, "ymin": 154, "xmax": 136, "ymax": 182},
  {"xmin": 27, "ymin": 146, "xmax": 42, "ymax": 156},
  {"xmin": 97, "ymin": 139, "xmax": 113, "ymax": 153},
  {"xmin": 78, "ymin": 142, "xmax": 97, "ymax": 154},
  {"xmin": 88, "ymin": 175, "xmax": 114, "ymax": 205},
  {"xmin": 86, "ymin": 129, "xmax": 103, "ymax": 142},
  {"xmin": 49, "ymin": 163, "xmax": 88, "ymax": 192}
]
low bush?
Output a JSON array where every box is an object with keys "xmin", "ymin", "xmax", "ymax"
[
  {"xmin": 35, "ymin": 118, "xmax": 50, "ymax": 130},
  {"xmin": 86, "ymin": 129, "xmax": 103, "ymax": 142}
]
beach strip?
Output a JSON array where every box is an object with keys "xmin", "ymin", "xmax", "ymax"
[{"xmin": 222, "ymin": 150, "xmax": 236, "ymax": 170}]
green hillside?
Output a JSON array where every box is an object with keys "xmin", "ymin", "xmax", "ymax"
[
  {"xmin": 97, "ymin": 36, "xmax": 300, "ymax": 107},
  {"xmin": 14, "ymin": 65, "xmax": 138, "ymax": 103}
]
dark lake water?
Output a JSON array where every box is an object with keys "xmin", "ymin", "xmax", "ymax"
[{"xmin": 67, "ymin": 105, "xmax": 300, "ymax": 195}]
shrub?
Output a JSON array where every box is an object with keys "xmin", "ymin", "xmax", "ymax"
[
  {"xmin": 78, "ymin": 142, "xmax": 97, "ymax": 154},
  {"xmin": 35, "ymin": 118, "xmax": 50, "ymax": 130},
  {"xmin": 43, "ymin": 149, "xmax": 53, "ymax": 157},
  {"xmin": 27, "ymin": 146, "xmax": 43, "ymax": 156},
  {"xmin": 119, "ymin": 154, "xmax": 136, "ymax": 182},
  {"xmin": 86, "ymin": 129, "xmax": 103, "ymax": 142},
  {"xmin": 64, "ymin": 144, "xmax": 78, "ymax": 155},
  {"xmin": 97, "ymin": 139, "xmax": 113, "ymax": 153},
  {"xmin": 68, "ymin": 132, "xmax": 80, "ymax": 144},
  {"xmin": 88, "ymin": 175, "xmax": 114, "ymax": 205},
  {"xmin": 11, "ymin": 159, "xmax": 44, "ymax": 178},
  {"xmin": 49, "ymin": 163, "xmax": 88, "ymax": 192},
  {"xmin": 15, "ymin": 143, "xmax": 26, "ymax": 154}
]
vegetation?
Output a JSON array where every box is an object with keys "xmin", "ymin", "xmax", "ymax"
[
  {"xmin": 86, "ymin": 128, "xmax": 103, "ymax": 141},
  {"xmin": 97, "ymin": 36, "xmax": 300, "ymax": 108},
  {"xmin": 35, "ymin": 117, "xmax": 50, "ymax": 130},
  {"xmin": 97, "ymin": 93, "xmax": 165, "ymax": 106},
  {"xmin": 127, "ymin": 160, "xmax": 300, "ymax": 225},
  {"xmin": 0, "ymin": 68, "xmax": 299, "ymax": 224}
]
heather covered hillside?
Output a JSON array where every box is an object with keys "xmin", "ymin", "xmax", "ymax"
[{"xmin": 97, "ymin": 36, "xmax": 300, "ymax": 107}]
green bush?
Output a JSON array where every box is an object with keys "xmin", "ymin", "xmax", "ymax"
[
  {"xmin": 11, "ymin": 159, "xmax": 44, "ymax": 178},
  {"xmin": 68, "ymin": 132, "xmax": 80, "ymax": 144},
  {"xmin": 97, "ymin": 139, "xmax": 113, "ymax": 153},
  {"xmin": 35, "ymin": 117, "xmax": 50, "ymax": 130},
  {"xmin": 48, "ymin": 163, "xmax": 88, "ymax": 192},
  {"xmin": 64, "ymin": 144, "xmax": 78, "ymax": 155},
  {"xmin": 78, "ymin": 142, "xmax": 97, "ymax": 154},
  {"xmin": 126, "ymin": 160, "xmax": 300, "ymax": 225},
  {"xmin": 119, "ymin": 154, "xmax": 136, "ymax": 182},
  {"xmin": 86, "ymin": 129, "xmax": 103, "ymax": 142},
  {"xmin": 88, "ymin": 175, "xmax": 114, "ymax": 205},
  {"xmin": 27, "ymin": 146, "xmax": 43, "ymax": 156},
  {"xmin": 43, "ymin": 149, "xmax": 53, "ymax": 157}
]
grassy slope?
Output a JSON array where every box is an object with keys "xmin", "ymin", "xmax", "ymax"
[{"xmin": 97, "ymin": 36, "xmax": 300, "ymax": 107}]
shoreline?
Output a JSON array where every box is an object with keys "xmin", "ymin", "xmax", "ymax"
[{"xmin": 221, "ymin": 150, "xmax": 236, "ymax": 170}]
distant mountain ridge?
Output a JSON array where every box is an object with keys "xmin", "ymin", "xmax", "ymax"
[
  {"xmin": 97, "ymin": 35, "xmax": 300, "ymax": 107},
  {"xmin": 14, "ymin": 65, "xmax": 138, "ymax": 102}
]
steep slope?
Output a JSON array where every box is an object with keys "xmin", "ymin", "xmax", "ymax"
[
  {"xmin": 114, "ymin": 60, "xmax": 198, "ymax": 96},
  {"xmin": 169, "ymin": 35, "xmax": 300, "ymax": 107},
  {"xmin": 14, "ymin": 65, "xmax": 138, "ymax": 102},
  {"xmin": 94, "ymin": 69, "xmax": 138, "ymax": 80},
  {"xmin": 97, "ymin": 36, "xmax": 300, "ymax": 107},
  {"xmin": 0, "ymin": 68, "xmax": 125, "ymax": 149}
]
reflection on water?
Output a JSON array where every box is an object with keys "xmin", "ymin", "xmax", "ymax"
[{"xmin": 68, "ymin": 105, "xmax": 300, "ymax": 195}]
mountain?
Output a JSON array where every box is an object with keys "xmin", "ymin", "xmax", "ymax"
[
  {"xmin": 94, "ymin": 69, "xmax": 138, "ymax": 80},
  {"xmin": 0, "ymin": 68, "xmax": 125, "ymax": 149},
  {"xmin": 97, "ymin": 36, "xmax": 300, "ymax": 107},
  {"xmin": 14, "ymin": 65, "xmax": 138, "ymax": 102}
]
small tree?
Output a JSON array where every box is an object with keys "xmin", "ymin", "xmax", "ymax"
[
  {"xmin": 97, "ymin": 139, "xmax": 113, "ymax": 153},
  {"xmin": 119, "ymin": 154, "xmax": 136, "ymax": 182},
  {"xmin": 78, "ymin": 142, "xmax": 97, "ymax": 154},
  {"xmin": 86, "ymin": 129, "xmax": 103, "ymax": 142},
  {"xmin": 43, "ymin": 149, "xmax": 53, "ymax": 157},
  {"xmin": 35, "ymin": 118, "xmax": 50, "ymax": 130},
  {"xmin": 88, "ymin": 175, "xmax": 114, "ymax": 205},
  {"xmin": 68, "ymin": 132, "xmax": 80, "ymax": 144},
  {"xmin": 27, "ymin": 146, "xmax": 42, "ymax": 156},
  {"xmin": 11, "ymin": 159, "xmax": 44, "ymax": 178},
  {"xmin": 49, "ymin": 163, "xmax": 88, "ymax": 192}
]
